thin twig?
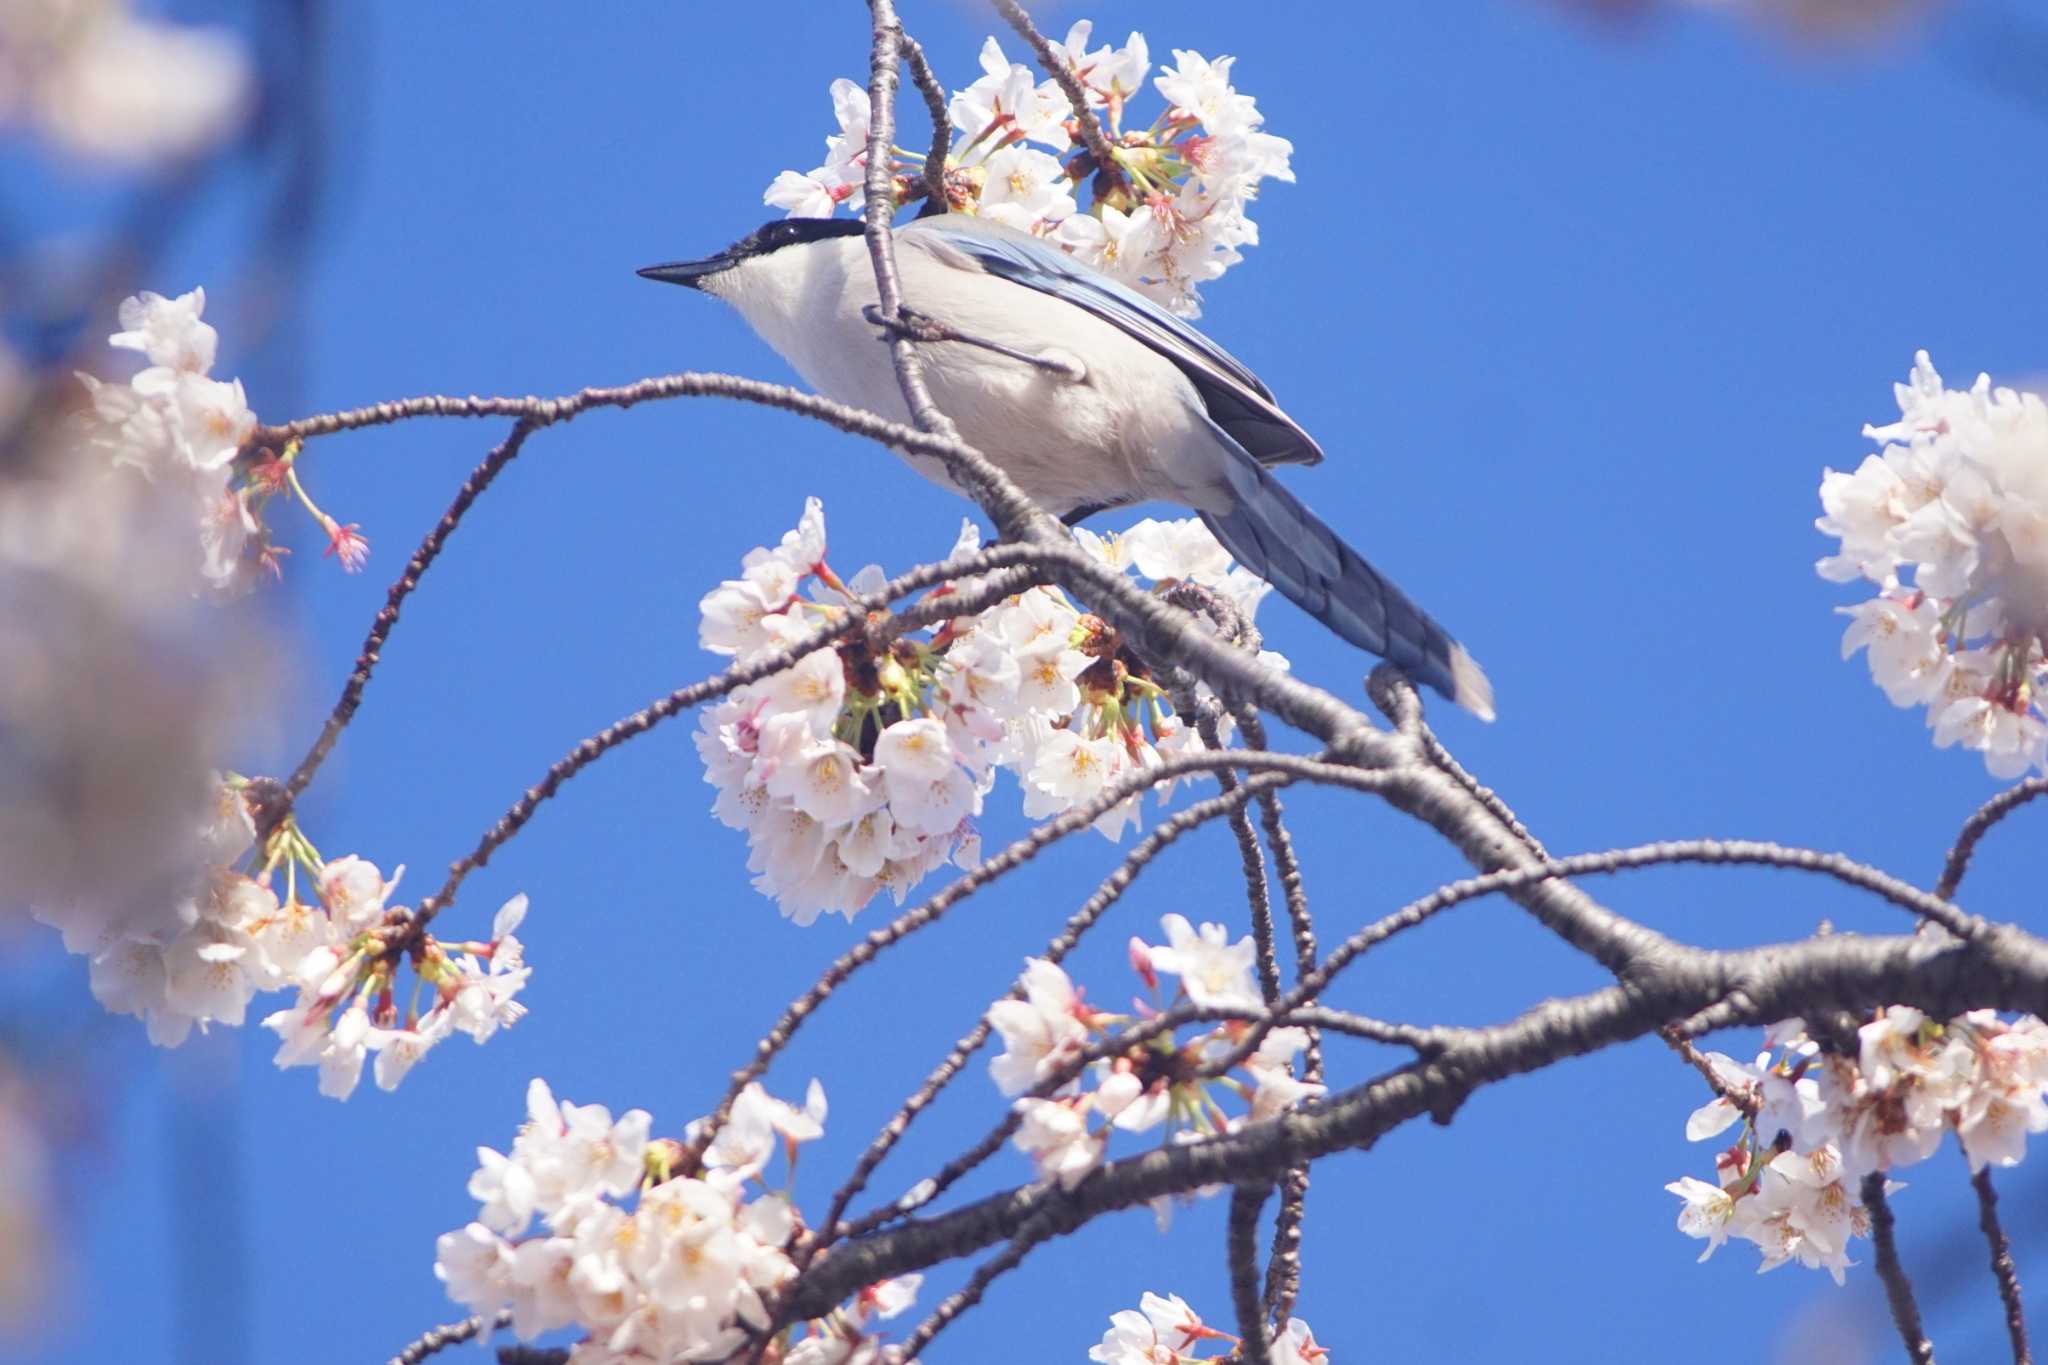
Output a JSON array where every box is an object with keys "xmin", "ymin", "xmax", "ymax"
[
  {"xmin": 1863, "ymin": 1173, "xmax": 1936, "ymax": 1364},
  {"xmin": 1659, "ymin": 1027, "xmax": 1760, "ymax": 1118},
  {"xmin": 1971, "ymin": 1164, "xmax": 2032, "ymax": 1365},
  {"xmin": 797, "ymin": 768, "xmax": 1313, "ymax": 1260},
  {"xmin": 886, "ymin": 1218, "xmax": 1051, "ymax": 1363},
  {"xmin": 1936, "ymin": 777, "xmax": 2048, "ymax": 900},
  {"xmin": 898, "ymin": 32, "xmax": 952, "ymax": 207},
  {"xmin": 1236, "ymin": 712, "xmax": 1317, "ymax": 1324},
  {"xmin": 1227, "ymin": 1184, "xmax": 1274, "ymax": 1365},
  {"xmin": 285, "ymin": 418, "xmax": 536, "ymax": 799},
  {"xmin": 863, "ymin": 1, "xmax": 969, "ymax": 458},
  {"xmin": 812, "ymin": 768, "xmax": 1368, "ymax": 1255},
  {"xmin": 388, "ymin": 1310, "xmax": 509, "ymax": 1365},
  {"xmin": 1191, "ymin": 704, "xmax": 1283, "ymax": 1004},
  {"xmin": 1260, "ymin": 1164, "xmax": 1310, "ymax": 1326},
  {"xmin": 260, "ymin": 376, "xmax": 1407, "ymax": 756},
  {"xmin": 826, "ymin": 829, "xmax": 1987, "ymax": 1260},
  {"xmin": 1158, "ymin": 837, "xmax": 1992, "ymax": 1086},
  {"xmin": 404, "ymin": 542, "xmax": 1049, "ymax": 934},
  {"xmin": 1421, "ymin": 731, "xmax": 1547, "ymax": 859},
  {"xmin": 989, "ymin": 0, "xmax": 1129, "ymax": 196},
  {"xmin": 699, "ymin": 757, "xmax": 1345, "ymax": 1180}
]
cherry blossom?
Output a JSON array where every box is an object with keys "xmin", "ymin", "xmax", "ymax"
[
  {"xmin": 436, "ymin": 1078, "xmax": 920, "ymax": 1364},
  {"xmin": 1665, "ymin": 1008, "xmax": 2048, "ymax": 1281},
  {"xmin": 760, "ymin": 24, "xmax": 1291, "ymax": 315},
  {"xmin": 1818, "ymin": 353, "xmax": 2048, "ymax": 778},
  {"xmin": 1145, "ymin": 914, "xmax": 1260, "ymax": 1010},
  {"xmin": 693, "ymin": 500, "xmax": 1291, "ymax": 922},
  {"xmin": 1089, "ymin": 1292, "xmax": 1328, "ymax": 1365}
]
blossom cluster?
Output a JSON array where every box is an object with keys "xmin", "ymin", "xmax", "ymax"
[
  {"xmin": 1665, "ymin": 1009, "xmax": 2048, "ymax": 1283},
  {"xmin": 33, "ymin": 774, "xmax": 532, "ymax": 1099},
  {"xmin": 77, "ymin": 287, "xmax": 371, "ymax": 598},
  {"xmin": 988, "ymin": 915, "xmax": 1324, "ymax": 1204},
  {"xmin": 764, "ymin": 21, "xmax": 1293, "ymax": 316},
  {"xmin": 436, "ymin": 1078, "xmax": 923, "ymax": 1365},
  {"xmin": 1089, "ymin": 1291, "xmax": 1328, "ymax": 1365},
  {"xmin": 0, "ymin": 0, "xmax": 251, "ymax": 166},
  {"xmin": 1818, "ymin": 352, "xmax": 2048, "ymax": 778},
  {"xmin": 694, "ymin": 500, "xmax": 1282, "ymax": 924}
]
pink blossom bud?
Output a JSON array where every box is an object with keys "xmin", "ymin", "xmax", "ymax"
[{"xmin": 1127, "ymin": 936, "xmax": 1157, "ymax": 991}]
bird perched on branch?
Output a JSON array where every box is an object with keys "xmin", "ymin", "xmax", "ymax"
[{"xmin": 640, "ymin": 213, "xmax": 1493, "ymax": 720}]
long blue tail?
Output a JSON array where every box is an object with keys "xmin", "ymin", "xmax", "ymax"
[{"xmin": 1200, "ymin": 443, "xmax": 1494, "ymax": 721}]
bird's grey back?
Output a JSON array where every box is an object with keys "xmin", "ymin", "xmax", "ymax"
[{"xmin": 902, "ymin": 215, "xmax": 1324, "ymax": 472}]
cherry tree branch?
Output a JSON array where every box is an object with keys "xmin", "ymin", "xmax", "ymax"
[
  {"xmin": 1863, "ymin": 1173, "xmax": 1937, "ymax": 1365},
  {"xmin": 803, "ymin": 768, "xmax": 1300, "ymax": 1261},
  {"xmin": 1227, "ymin": 1184, "xmax": 1275, "ymax": 1365},
  {"xmin": 897, "ymin": 31, "xmax": 952, "ymax": 207},
  {"xmin": 989, "ymin": 0, "xmax": 1129, "ymax": 197},
  {"xmin": 1936, "ymin": 776, "xmax": 2048, "ymax": 900},
  {"xmin": 886, "ymin": 1221, "xmax": 1047, "ymax": 1363},
  {"xmin": 1188, "ymin": 703, "xmax": 1283, "ymax": 1003},
  {"xmin": 346, "ymin": 10, "xmax": 2048, "ymax": 1360},
  {"xmin": 1971, "ymin": 1165, "xmax": 2031, "ymax": 1365},
  {"xmin": 1236, "ymin": 711, "xmax": 1318, "ymax": 1324},
  {"xmin": 285, "ymin": 417, "xmax": 536, "ymax": 800},
  {"xmin": 779, "ymin": 923, "xmax": 2048, "ymax": 1319},
  {"xmin": 386, "ymin": 1310, "xmax": 508, "ymax": 1365}
]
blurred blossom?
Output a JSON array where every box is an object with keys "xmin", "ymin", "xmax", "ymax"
[
  {"xmin": 1543, "ymin": 0, "xmax": 1935, "ymax": 45},
  {"xmin": 0, "ymin": 0, "xmax": 253, "ymax": 166},
  {"xmin": 0, "ymin": 1058, "xmax": 56, "ymax": 1335},
  {"xmin": 1685, "ymin": 0, "xmax": 1933, "ymax": 43},
  {"xmin": 0, "ymin": 439, "xmax": 272, "ymax": 943}
]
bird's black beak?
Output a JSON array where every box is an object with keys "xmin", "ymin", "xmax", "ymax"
[{"xmin": 636, "ymin": 255, "xmax": 733, "ymax": 290}]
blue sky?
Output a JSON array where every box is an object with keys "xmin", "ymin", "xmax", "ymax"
[{"xmin": 10, "ymin": 2, "xmax": 2048, "ymax": 1362}]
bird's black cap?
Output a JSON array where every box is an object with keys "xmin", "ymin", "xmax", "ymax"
[{"xmin": 638, "ymin": 218, "xmax": 868, "ymax": 288}]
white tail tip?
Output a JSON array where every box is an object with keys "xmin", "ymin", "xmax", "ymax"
[{"xmin": 1450, "ymin": 645, "xmax": 1496, "ymax": 723}]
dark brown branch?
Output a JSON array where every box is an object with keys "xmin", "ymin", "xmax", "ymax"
[
  {"xmin": 988, "ymin": 0, "xmax": 1129, "ymax": 196},
  {"xmin": 1971, "ymin": 1165, "xmax": 2032, "ymax": 1365},
  {"xmin": 777, "ymin": 925, "xmax": 2048, "ymax": 1319},
  {"xmin": 833, "ymin": 828, "xmax": 2011, "ymax": 1264},
  {"xmin": 1936, "ymin": 777, "xmax": 2048, "ymax": 900},
  {"xmin": 1227, "ymin": 1184, "xmax": 1274, "ymax": 1365},
  {"xmin": 1863, "ymin": 1173, "xmax": 1936, "ymax": 1364},
  {"xmin": 1260, "ymin": 1164, "xmax": 1309, "ymax": 1326}
]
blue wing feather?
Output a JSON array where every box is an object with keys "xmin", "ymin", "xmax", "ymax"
[{"xmin": 905, "ymin": 215, "xmax": 1324, "ymax": 469}]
